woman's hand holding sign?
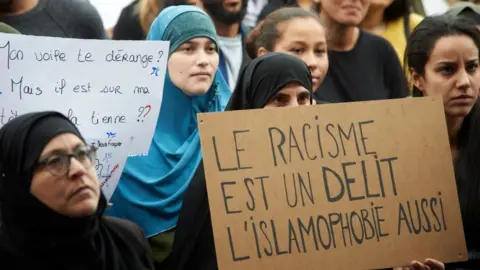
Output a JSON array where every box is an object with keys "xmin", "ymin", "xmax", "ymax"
[{"xmin": 393, "ymin": 258, "xmax": 445, "ymax": 270}]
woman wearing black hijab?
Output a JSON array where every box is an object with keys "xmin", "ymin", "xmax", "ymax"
[
  {"xmin": 0, "ymin": 111, "xmax": 154, "ymax": 270},
  {"xmin": 162, "ymin": 52, "xmax": 313, "ymax": 270}
]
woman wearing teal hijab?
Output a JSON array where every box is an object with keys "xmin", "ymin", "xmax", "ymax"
[{"xmin": 107, "ymin": 5, "xmax": 231, "ymax": 265}]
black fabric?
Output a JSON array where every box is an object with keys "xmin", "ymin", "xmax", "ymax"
[
  {"xmin": 315, "ymin": 30, "xmax": 409, "ymax": 103},
  {"xmin": 112, "ymin": 0, "xmax": 145, "ymax": 40},
  {"xmin": 226, "ymin": 52, "xmax": 312, "ymax": 110},
  {"xmin": 163, "ymin": 52, "xmax": 313, "ymax": 270},
  {"xmin": 0, "ymin": 111, "xmax": 154, "ymax": 270},
  {"xmin": 446, "ymin": 101, "xmax": 480, "ymax": 269}
]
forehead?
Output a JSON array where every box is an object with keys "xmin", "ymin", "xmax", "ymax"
[
  {"xmin": 278, "ymin": 83, "xmax": 310, "ymax": 94},
  {"xmin": 429, "ymin": 35, "xmax": 479, "ymax": 63},
  {"xmin": 182, "ymin": 37, "xmax": 215, "ymax": 45},
  {"xmin": 278, "ymin": 18, "xmax": 326, "ymax": 42},
  {"xmin": 41, "ymin": 133, "xmax": 84, "ymax": 155}
]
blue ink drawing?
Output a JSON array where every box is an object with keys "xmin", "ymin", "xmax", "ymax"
[
  {"xmin": 151, "ymin": 67, "xmax": 160, "ymax": 77},
  {"xmin": 106, "ymin": 132, "xmax": 116, "ymax": 139}
]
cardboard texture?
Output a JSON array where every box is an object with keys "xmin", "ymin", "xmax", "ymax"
[{"xmin": 197, "ymin": 97, "xmax": 467, "ymax": 270}]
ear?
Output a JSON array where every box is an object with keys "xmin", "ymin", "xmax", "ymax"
[
  {"xmin": 410, "ymin": 68, "xmax": 425, "ymax": 92},
  {"xmin": 257, "ymin": 47, "xmax": 268, "ymax": 57}
]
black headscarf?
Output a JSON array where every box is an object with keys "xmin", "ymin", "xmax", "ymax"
[
  {"xmin": 0, "ymin": 111, "xmax": 152, "ymax": 270},
  {"xmin": 163, "ymin": 52, "xmax": 313, "ymax": 270},
  {"xmin": 226, "ymin": 52, "xmax": 312, "ymax": 110}
]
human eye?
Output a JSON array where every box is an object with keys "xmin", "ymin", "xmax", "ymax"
[
  {"xmin": 467, "ymin": 61, "xmax": 479, "ymax": 73},
  {"xmin": 289, "ymin": 47, "xmax": 304, "ymax": 54}
]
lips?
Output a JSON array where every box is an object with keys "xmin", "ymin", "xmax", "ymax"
[
  {"xmin": 452, "ymin": 94, "xmax": 475, "ymax": 101},
  {"xmin": 68, "ymin": 186, "xmax": 92, "ymax": 200},
  {"xmin": 191, "ymin": 72, "xmax": 211, "ymax": 77}
]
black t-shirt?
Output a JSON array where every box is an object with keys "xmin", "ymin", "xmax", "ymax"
[
  {"xmin": 315, "ymin": 30, "xmax": 408, "ymax": 103},
  {"xmin": 112, "ymin": 0, "xmax": 145, "ymax": 41}
]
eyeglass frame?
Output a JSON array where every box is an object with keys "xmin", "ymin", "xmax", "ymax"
[{"xmin": 34, "ymin": 144, "xmax": 98, "ymax": 176}]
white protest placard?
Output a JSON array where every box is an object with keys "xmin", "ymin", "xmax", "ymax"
[
  {"xmin": 87, "ymin": 133, "xmax": 130, "ymax": 201},
  {"xmin": 0, "ymin": 33, "xmax": 169, "ymax": 153}
]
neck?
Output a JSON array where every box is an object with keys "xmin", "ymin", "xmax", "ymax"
[
  {"xmin": 446, "ymin": 115, "xmax": 464, "ymax": 147},
  {"xmin": 320, "ymin": 12, "xmax": 359, "ymax": 51},
  {"xmin": 214, "ymin": 19, "xmax": 240, "ymax": 38},
  {"xmin": 4, "ymin": 0, "xmax": 38, "ymax": 15},
  {"xmin": 361, "ymin": 6, "xmax": 386, "ymax": 35}
]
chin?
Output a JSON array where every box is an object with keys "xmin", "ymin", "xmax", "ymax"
[
  {"xmin": 186, "ymin": 85, "xmax": 211, "ymax": 96},
  {"xmin": 446, "ymin": 106, "xmax": 474, "ymax": 118},
  {"xmin": 66, "ymin": 200, "xmax": 99, "ymax": 217}
]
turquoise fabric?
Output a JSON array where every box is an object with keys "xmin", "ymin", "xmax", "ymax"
[{"xmin": 107, "ymin": 5, "xmax": 232, "ymax": 237}]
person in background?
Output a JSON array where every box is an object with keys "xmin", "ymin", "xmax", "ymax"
[
  {"xmin": 162, "ymin": 52, "xmax": 314, "ymax": 270},
  {"xmin": 406, "ymin": 15, "xmax": 480, "ymax": 269},
  {"xmin": 243, "ymin": 0, "xmax": 268, "ymax": 28},
  {"xmin": 113, "ymin": 0, "xmax": 163, "ymax": 40},
  {"xmin": 0, "ymin": 0, "xmax": 106, "ymax": 39},
  {"xmin": 245, "ymin": 7, "xmax": 328, "ymax": 94},
  {"xmin": 315, "ymin": 0, "xmax": 408, "ymax": 103},
  {"xmin": 445, "ymin": 1, "xmax": 480, "ymax": 30},
  {"xmin": 197, "ymin": 0, "xmax": 251, "ymax": 90},
  {"xmin": 107, "ymin": 5, "xmax": 231, "ymax": 267},
  {"xmin": 0, "ymin": 111, "xmax": 154, "ymax": 269},
  {"xmin": 361, "ymin": 0, "xmax": 423, "ymax": 65},
  {"xmin": 258, "ymin": 0, "xmax": 319, "ymax": 23}
]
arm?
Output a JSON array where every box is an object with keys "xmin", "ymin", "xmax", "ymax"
[{"xmin": 384, "ymin": 41, "xmax": 409, "ymax": 99}]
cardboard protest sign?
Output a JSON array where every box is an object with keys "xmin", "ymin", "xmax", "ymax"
[
  {"xmin": 0, "ymin": 33, "xmax": 168, "ymax": 153},
  {"xmin": 87, "ymin": 134, "xmax": 131, "ymax": 201},
  {"xmin": 198, "ymin": 97, "xmax": 467, "ymax": 270}
]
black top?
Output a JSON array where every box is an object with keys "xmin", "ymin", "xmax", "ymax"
[
  {"xmin": 113, "ymin": 0, "xmax": 145, "ymax": 41},
  {"xmin": 0, "ymin": 0, "xmax": 107, "ymax": 39},
  {"xmin": 447, "ymin": 101, "xmax": 480, "ymax": 269},
  {"xmin": 314, "ymin": 30, "xmax": 408, "ymax": 103}
]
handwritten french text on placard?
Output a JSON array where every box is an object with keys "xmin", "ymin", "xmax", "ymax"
[
  {"xmin": 198, "ymin": 97, "xmax": 467, "ymax": 270},
  {"xmin": 0, "ymin": 33, "xmax": 169, "ymax": 153}
]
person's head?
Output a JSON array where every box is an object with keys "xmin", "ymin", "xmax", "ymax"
[
  {"xmin": 227, "ymin": 52, "xmax": 313, "ymax": 110},
  {"xmin": 197, "ymin": 0, "xmax": 248, "ymax": 25},
  {"xmin": 406, "ymin": 15, "xmax": 480, "ymax": 118},
  {"xmin": 0, "ymin": 112, "xmax": 101, "ymax": 220},
  {"xmin": 148, "ymin": 5, "xmax": 219, "ymax": 96},
  {"xmin": 319, "ymin": 0, "xmax": 371, "ymax": 26},
  {"xmin": 246, "ymin": 7, "xmax": 328, "ymax": 91},
  {"xmin": 446, "ymin": 2, "xmax": 480, "ymax": 30}
]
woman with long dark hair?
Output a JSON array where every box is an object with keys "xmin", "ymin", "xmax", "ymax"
[{"xmin": 406, "ymin": 15, "xmax": 480, "ymax": 269}]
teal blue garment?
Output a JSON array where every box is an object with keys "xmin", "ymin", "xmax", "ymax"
[{"xmin": 107, "ymin": 5, "xmax": 232, "ymax": 237}]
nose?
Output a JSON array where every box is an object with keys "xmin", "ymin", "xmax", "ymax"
[
  {"xmin": 67, "ymin": 157, "xmax": 88, "ymax": 179},
  {"xmin": 303, "ymin": 51, "xmax": 318, "ymax": 73},
  {"xmin": 456, "ymin": 68, "xmax": 471, "ymax": 91},
  {"xmin": 287, "ymin": 97, "xmax": 299, "ymax": 108},
  {"xmin": 196, "ymin": 50, "xmax": 209, "ymax": 66}
]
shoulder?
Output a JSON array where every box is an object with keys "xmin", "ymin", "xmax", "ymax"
[
  {"xmin": 102, "ymin": 216, "xmax": 149, "ymax": 247},
  {"xmin": 45, "ymin": 0, "xmax": 105, "ymax": 37},
  {"xmin": 409, "ymin": 13, "xmax": 424, "ymax": 29}
]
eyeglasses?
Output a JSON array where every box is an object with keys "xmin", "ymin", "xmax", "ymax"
[{"xmin": 35, "ymin": 145, "xmax": 97, "ymax": 176}]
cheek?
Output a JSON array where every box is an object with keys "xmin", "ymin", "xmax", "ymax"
[
  {"xmin": 30, "ymin": 174, "xmax": 64, "ymax": 207},
  {"xmin": 422, "ymin": 72, "xmax": 453, "ymax": 97},
  {"xmin": 167, "ymin": 55, "xmax": 189, "ymax": 86},
  {"xmin": 209, "ymin": 53, "xmax": 220, "ymax": 70}
]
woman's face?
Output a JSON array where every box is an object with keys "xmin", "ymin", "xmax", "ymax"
[
  {"xmin": 320, "ymin": 0, "xmax": 371, "ymax": 26},
  {"xmin": 263, "ymin": 83, "xmax": 311, "ymax": 108},
  {"xmin": 30, "ymin": 133, "xmax": 100, "ymax": 217},
  {"xmin": 168, "ymin": 37, "xmax": 219, "ymax": 96},
  {"xmin": 260, "ymin": 18, "xmax": 329, "ymax": 91},
  {"xmin": 412, "ymin": 35, "xmax": 480, "ymax": 118}
]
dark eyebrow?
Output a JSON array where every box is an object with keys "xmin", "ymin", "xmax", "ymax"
[{"xmin": 41, "ymin": 143, "xmax": 85, "ymax": 158}]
